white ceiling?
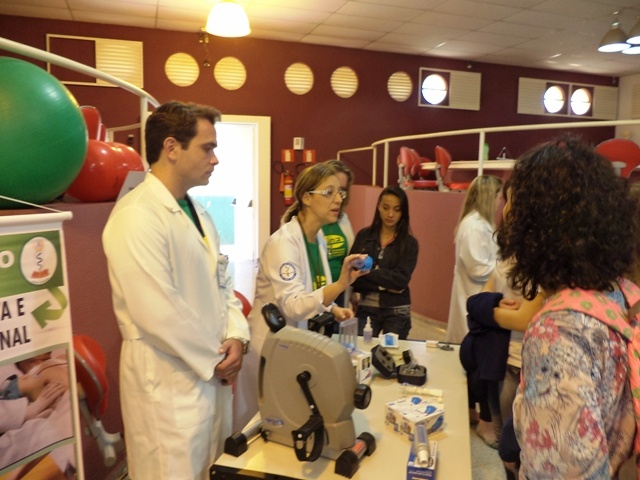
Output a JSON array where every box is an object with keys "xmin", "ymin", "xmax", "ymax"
[{"xmin": 1, "ymin": 0, "xmax": 640, "ymax": 77}]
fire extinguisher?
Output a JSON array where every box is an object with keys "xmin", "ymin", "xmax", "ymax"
[{"xmin": 283, "ymin": 170, "xmax": 294, "ymax": 206}]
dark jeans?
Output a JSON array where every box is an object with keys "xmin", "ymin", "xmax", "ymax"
[
  {"xmin": 356, "ymin": 305, "xmax": 411, "ymax": 340},
  {"xmin": 468, "ymin": 379, "xmax": 501, "ymax": 424},
  {"xmin": 499, "ymin": 416, "xmax": 521, "ymax": 463}
]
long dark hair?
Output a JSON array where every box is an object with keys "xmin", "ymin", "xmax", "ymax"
[{"xmin": 369, "ymin": 185, "xmax": 412, "ymax": 250}]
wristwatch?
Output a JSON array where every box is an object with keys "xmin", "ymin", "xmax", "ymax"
[{"xmin": 228, "ymin": 336, "xmax": 250, "ymax": 355}]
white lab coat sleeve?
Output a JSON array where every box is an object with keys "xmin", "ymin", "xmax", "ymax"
[
  {"xmin": 221, "ymin": 257, "xmax": 250, "ymax": 340},
  {"xmin": 457, "ymin": 218, "xmax": 497, "ymax": 283},
  {"xmin": 264, "ymin": 229, "xmax": 329, "ymax": 324},
  {"xmin": 103, "ymin": 204, "xmax": 222, "ymax": 381},
  {"xmin": 198, "ymin": 205, "xmax": 250, "ymax": 341}
]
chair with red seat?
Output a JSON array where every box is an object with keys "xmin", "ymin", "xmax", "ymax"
[
  {"xmin": 435, "ymin": 145, "xmax": 471, "ymax": 191},
  {"xmin": 397, "ymin": 146, "xmax": 437, "ymax": 190},
  {"xmin": 73, "ymin": 334, "xmax": 125, "ymax": 468},
  {"xmin": 595, "ymin": 138, "xmax": 640, "ymax": 178},
  {"xmin": 234, "ymin": 290, "xmax": 252, "ymax": 318}
]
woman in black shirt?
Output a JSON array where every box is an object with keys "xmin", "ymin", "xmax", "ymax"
[{"xmin": 350, "ymin": 185, "xmax": 419, "ymax": 339}]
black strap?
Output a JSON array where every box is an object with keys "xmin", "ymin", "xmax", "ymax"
[{"xmin": 291, "ymin": 414, "xmax": 324, "ymax": 462}]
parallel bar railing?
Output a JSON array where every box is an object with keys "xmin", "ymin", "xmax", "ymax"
[{"xmin": 338, "ymin": 119, "xmax": 640, "ymax": 186}]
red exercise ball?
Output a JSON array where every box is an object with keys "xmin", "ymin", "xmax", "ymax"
[
  {"xmin": 110, "ymin": 142, "xmax": 144, "ymax": 173},
  {"xmin": 66, "ymin": 140, "xmax": 120, "ymax": 202},
  {"xmin": 66, "ymin": 140, "xmax": 144, "ymax": 202},
  {"xmin": 109, "ymin": 142, "xmax": 145, "ymax": 190},
  {"xmin": 80, "ymin": 106, "xmax": 102, "ymax": 140}
]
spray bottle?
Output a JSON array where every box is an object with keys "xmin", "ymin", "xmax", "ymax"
[{"xmin": 363, "ymin": 316, "xmax": 373, "ymax": 343}]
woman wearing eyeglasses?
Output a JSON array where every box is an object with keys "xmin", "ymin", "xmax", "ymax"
[
  {"xmin": 349, "ymin": 185, "xmax": 419, "ymax": 340},
  {"xmin": 233, "ymin": 162, "xmax": 368, "ymax": 431}
]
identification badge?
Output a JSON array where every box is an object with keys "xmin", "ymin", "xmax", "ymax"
[{"xmin": 217, "ymin": 254, "xmax": 229, "ymax": 285}]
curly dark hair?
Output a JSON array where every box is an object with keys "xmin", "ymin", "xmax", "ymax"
[{"xmin": 496, "ymin": 135, "xmax": 635, "ymax": 300}]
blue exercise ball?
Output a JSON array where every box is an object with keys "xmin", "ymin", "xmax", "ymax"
[{"xmin": 0, "ymin": 57, "xmax": 88, "ymax": 208}]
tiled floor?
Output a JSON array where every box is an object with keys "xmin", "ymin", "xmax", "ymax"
[{"xmin": 230, "ymin": 259, "xmax": 505, "ymax": 480}]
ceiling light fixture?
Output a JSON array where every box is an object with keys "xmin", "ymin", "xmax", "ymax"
[
  {"xmin": 205, "ymin": 1, "xmax": 251, "ymax": 38},
  {"xmin": 598, "ymin": 12, "xmax": 630, "ymax": 52},
  {"xmin": 628, "ymin": 17, "xmax": 640, "ymax": 44},
  {"xmin": 198, "ymin": 29, "xmax": 211, "ymax": 67},
  {"xmin": 598, "ymin": 12, "xmax": 640, "ymax": 54}
]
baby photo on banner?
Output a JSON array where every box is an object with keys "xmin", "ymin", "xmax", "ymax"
[{"xmin": 0, "ymin": 212, "xmax": 83, "ymax": 480}]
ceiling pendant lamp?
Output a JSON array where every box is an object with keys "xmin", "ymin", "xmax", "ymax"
[
  {"xmin": 628, "ymin": 17, "xmax": 640, "ymax": 44},
  {"xmin": 206, "ymin": 1, "xmax": 251, "ymax": 38},
  {"xmin": 598, "ymin": 12, "xmax": 630, "ymax": 52}
]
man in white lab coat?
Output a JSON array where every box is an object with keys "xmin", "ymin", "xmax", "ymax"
[{"xmin": 103, "ymin": 101, "xmax": 250, "ymax": 480}]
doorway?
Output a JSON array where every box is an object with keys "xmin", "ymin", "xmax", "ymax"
[{"xmin": 189, "ymin": 114, "xmax": 270, "ymax": 300}]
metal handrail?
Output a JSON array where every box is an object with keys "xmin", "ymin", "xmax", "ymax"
[
  {"xmin": 0, "ymin": 37, "xmax": 160, "ymax": 159},
  {"xmin": 338, "ymin": 118, "xmax": 640, "ymax": 186}
]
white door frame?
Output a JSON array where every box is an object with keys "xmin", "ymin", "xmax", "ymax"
[{"xmin": 220, "ymin": 114, "xmax": 271, "ymax": 260}]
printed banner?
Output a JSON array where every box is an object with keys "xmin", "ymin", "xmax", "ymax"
[{"xmin": 0, "ymin": 212, "xmax": 83, "ymax": 479}]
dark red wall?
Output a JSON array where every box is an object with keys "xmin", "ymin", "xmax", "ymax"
[{"xmin": 0, "ymin": 14, "xmax": 616, "ymax": 232}]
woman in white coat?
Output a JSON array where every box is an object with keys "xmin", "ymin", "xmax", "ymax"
[
  {"xmin": 446, "ymin": 175, "xmax": 503, "ymax": 344},
  {"xmin": 446, "ymin": 175, "xmax": 502, "ymax": 447},
  {"xmin": 233, "ymin": 163, "xmax": 368, "ymax": 431}
]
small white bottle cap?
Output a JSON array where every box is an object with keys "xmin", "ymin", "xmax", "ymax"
[{"xmin": 417, "ymin": 447, "xmax": 429, "ymax": 466}]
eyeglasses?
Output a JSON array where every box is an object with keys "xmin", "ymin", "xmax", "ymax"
[{"xmin": 308, "ymin": 187, "xmax": 347, "ymax": 200}]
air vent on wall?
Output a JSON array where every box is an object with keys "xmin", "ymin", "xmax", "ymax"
[
  {"xmin": 165, "ymin": 53, "xmax": 199, "ymax": 87},
  {"xmin": 593, "ymin": 85, "xmax": 618, "ymax": 119},
  {"xmin": 517, "ymin": 77, "xmax": 617, "ymax": 120},
  {"xmin": 214, "ymin": 57, "xmax": 247, "ymax": 90},
  {"xmin": 47, "ymin": 34, "xmax": 143, "ymax": 88}
]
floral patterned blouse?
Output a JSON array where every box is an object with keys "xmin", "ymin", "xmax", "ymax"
[{"xmin": 513, "ymin": 289, "xmax": 636, "ymax": 479}]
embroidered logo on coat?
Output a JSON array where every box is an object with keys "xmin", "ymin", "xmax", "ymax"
[{"xmin": 279, "ymin": 262, "xmax": 296, "ymax": 281}]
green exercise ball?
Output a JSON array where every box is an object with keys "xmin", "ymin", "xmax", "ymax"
[{"xmin": 0, "ymin": 57, "xmax": 88, "ymax": 208}]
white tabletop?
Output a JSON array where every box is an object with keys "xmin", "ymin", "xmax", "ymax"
[
  {"xmin": 212, "ymin": 338, "xmax": 471, "ymax": 480},
  {"xmin": 421, "ymin": 159, "xmax": 515, "ymax": 171}
]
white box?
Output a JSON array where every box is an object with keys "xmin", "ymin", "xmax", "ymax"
[
  {"xmin": 351, "ymin": 349, "xmax": 373, "ymax": 385},
  {"xmin": 385, "ymin": 397, "xmax": 444, "ymax": 441},
  {"xmin": 406, "ymin": 442, "xmax": 437, "ymax": 480}
]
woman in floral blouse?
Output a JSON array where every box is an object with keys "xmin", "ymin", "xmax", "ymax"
[{"xmin": 496, "ymin": 135, "xmax": 638, "ymax": 478}]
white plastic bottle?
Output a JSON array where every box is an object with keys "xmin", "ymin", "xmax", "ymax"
[{"xmin": 363, "ymin": 316, "xmax": 373, "ymax": 343}]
